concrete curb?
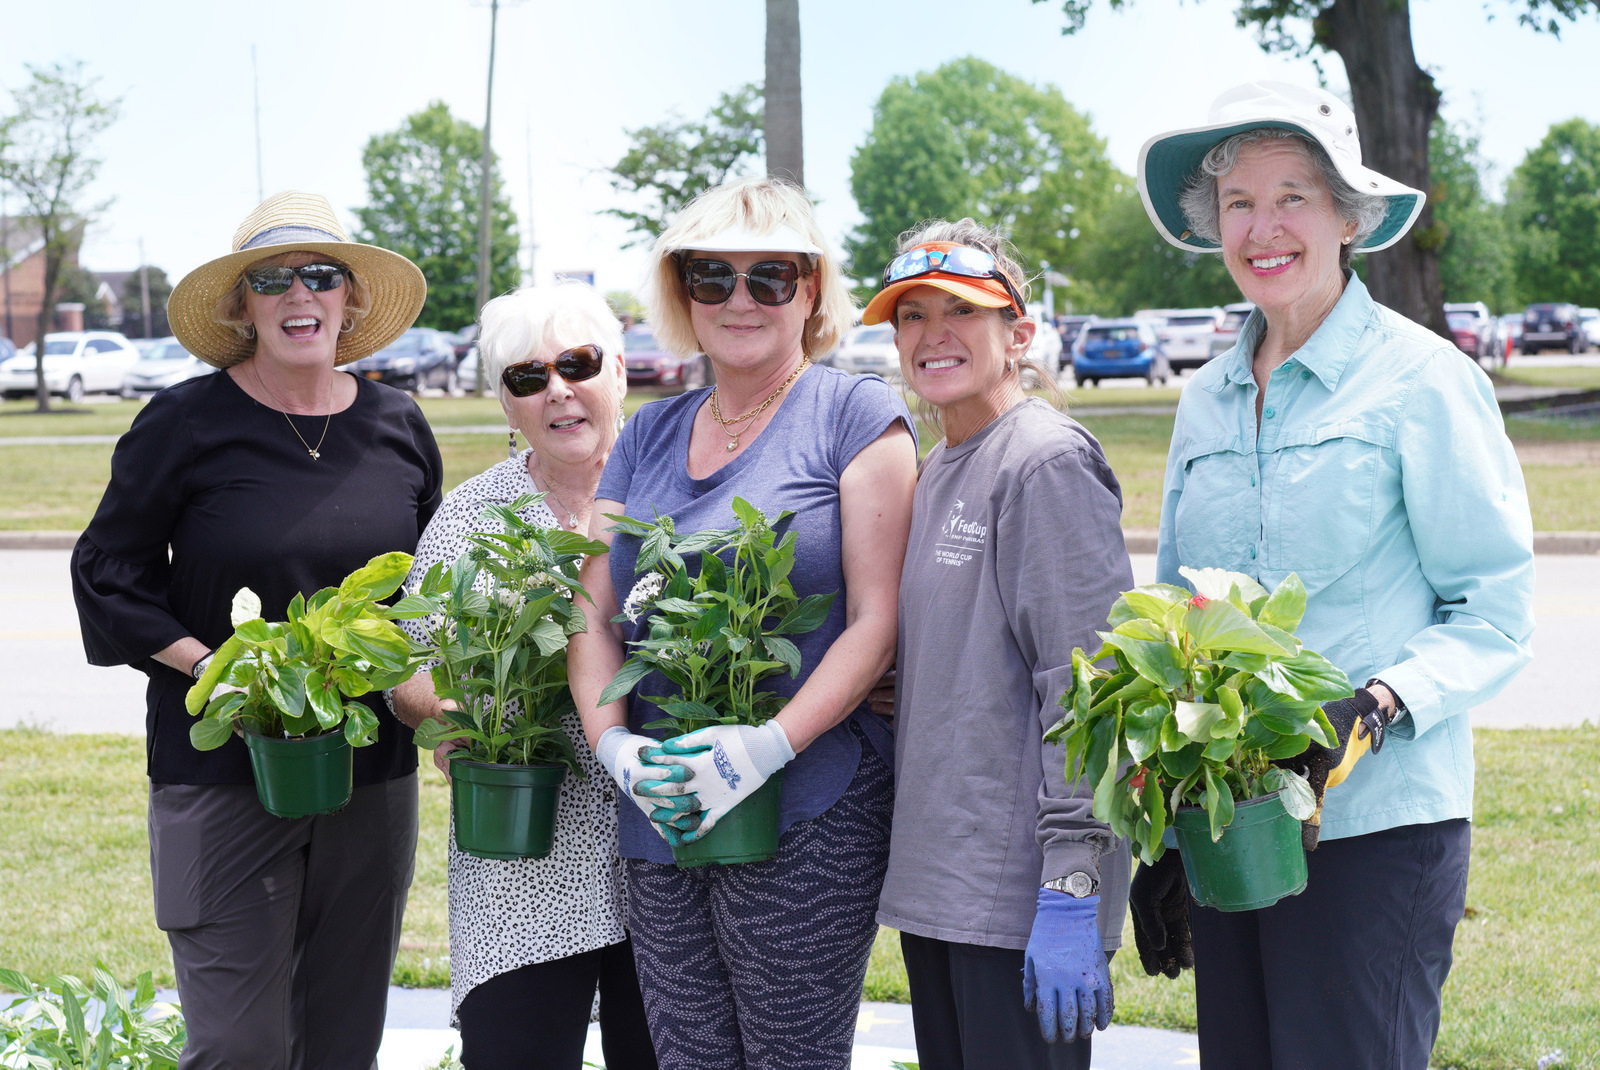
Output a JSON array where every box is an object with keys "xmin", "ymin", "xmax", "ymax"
[{"xmin": 10, "ymin": 529, "xmax": 1598, "ymax": 555}]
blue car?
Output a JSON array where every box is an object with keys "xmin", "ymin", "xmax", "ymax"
[{"xmin": 1072, "ymin": 318, "xmax": 1171, "ymax": 387}]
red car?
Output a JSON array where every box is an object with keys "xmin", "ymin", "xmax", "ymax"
[{"xmin": 624, "ymin": 324, "xmax": 711, "ymax": 390}]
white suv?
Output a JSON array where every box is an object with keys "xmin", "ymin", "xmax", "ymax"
[{"xmin": 0, "ymin": 331, "xmax": 141, "ymax": 402}]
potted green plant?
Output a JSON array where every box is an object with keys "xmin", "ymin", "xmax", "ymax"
[
  {"xmin": 185, "ymin": 551, "xmax": 428, "ymax": 819},
  {"xmin": 0, "ymin": 964, "xmax": 185, "ymax": 1068},
  {"xmin": 598, "ymin": 497, "xmax": 834, "ymax": 867},
  {"xmin": 1046, "ymin": 567, "xmax": 1354, "ymax": 911},
  {"xmin": 408, "ymin": 495, "xmax": 607, "ymax": 860}
]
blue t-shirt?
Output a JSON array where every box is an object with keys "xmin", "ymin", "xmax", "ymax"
[{"xmin": 596, "ymin": 365, "xmax": 914, "ymax": 863}]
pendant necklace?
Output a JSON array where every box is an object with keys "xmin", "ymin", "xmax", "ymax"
[
  {"xmin": 530, "ymin": 462, "xmax": 583, "ymax": 530},
  {"xmin": 254, "ymin": 363, "xmax": 333, "ymax": 460},
  {"xmin": 708, "ymin": 358, "xmax": 810, "ymax": 453}
]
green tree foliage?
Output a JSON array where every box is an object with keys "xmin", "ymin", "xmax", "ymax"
[
  {"xmin": 846, "ymin": 58, "xmax": 1118, "ymax": 305},
  {"xmin": 603, "ymin": 85, "xmax": 764, "ymax": 247},
  {"xmin": 1506, "ymin": 117, "xmax": 1600, "ymax": 307},
  {"xmin": 1071, "ymin": 186, "xmax": 1241, "ymax": 316},
  {"xmin": 120, "ymin": 266, "xmax": 173, "ymax": 339},
  {"xmin": 52, "ymin": 263, "xmax": 110, "ymax": 329},
  {"xmin": 1429, "ymin": 118, "xmax": 1516, "ymax": 313},
  {"xmin": 355, "ymin": 101, "xmax": 519, "ymax": 332}
]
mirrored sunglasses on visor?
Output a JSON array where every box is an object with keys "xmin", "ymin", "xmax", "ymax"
[
  {"xmin": 245, "ymin": 262, "xmax": 348, "ymax": 295},
  {"xmin": 882, "ymin": 244, "xmax": 1025, "ymax": 314},
  {"xmin": 500, "ymin": 344, "xmax": 606, "ymax": 397},
  {"xmin": 681, "ymin": 258, "xmax": 804, "ymax": 306}
]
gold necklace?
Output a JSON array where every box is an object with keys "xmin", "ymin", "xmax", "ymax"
[
  {"xmin": 529, "ymin": 463, "xmax": 583, "ymax": 530},
  {"xmin": 254, "ymin": 363, "xmax": 333, "ymax": 460},
  {"xmin": 707, "ymin": 358, "xmax": 810, "ymax": 453}
]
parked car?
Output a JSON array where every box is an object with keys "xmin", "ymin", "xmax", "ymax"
[
  {"xmin": 1072, "ymin": 319, "xmax": 1170, "ymax": 386},
  {"xmin": 1578, "ymin": 308, "xmax": 1600, "ymax": 350},
  {"xmin": 346, "ymin": 327, "xmax": 460, "ymax": 393},
  {"xmin": 451, "ymin": 323, "xmax": 478, "ymax": 361},
  {"xmin": 121, "ymin": 337, "xmax": 215, "ymax": 398},
  {"xmin": 1024, "ymin": 304, "xmax": 1064, "ymax": 380},
  {"xmin": 834, "ymin": 323, "xmax": 899, "ymax": 377},
  {"xmin": 1521, "ymin": 303, "xmax": 1585, "ymax": 354},
  {"xmin": 1056, "ymin": 315, "xmax": 1094, "ymax": 352},
  {"xmin": 623, "ymin": 324, "xmax": 710, "ymax": 390},
  {"xmin": 0, "ymin": 330, "xmax": 140, "ymax": 401},
  {"xmin": 1443, "ymin": 301, "xmax": 1496, "ymax": 362},
  {"xmin": 1499, "ymin": 314, "xmax": 1523, "ymax": 354},
  {"xmin": 0, "ymin": 336, "xmax": 14, "ymax": 364},
  {"xmin": 1209, "ymin": 302, "xmax": 1255, "ymax": 360},
  {"xmin": 1152, "ymin": 306, "xmax": 1224, "ymax": 371}
]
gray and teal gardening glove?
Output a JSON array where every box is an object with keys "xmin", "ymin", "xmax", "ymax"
[
  {"xmin": 595, "ymin": 725, "xmax": 697, "ymax": 841},
  {"xmin": 646, "ymin": 721, "xmax": 794, "ymax": 846}
]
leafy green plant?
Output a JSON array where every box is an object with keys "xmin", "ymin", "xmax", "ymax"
[
  {"xmin": 597, "ymin": 498, "xmax": 834, "ymax": 734},
  {"xmin": 1045, "ymin": 567, "xmax": 1354, "ymax": 863},
  {"xmin": 184, "ymin": 552, "xmax": 430, "ymax": 750},
  {"xmin": 408, "ymin": 495, "xmax": 606, "ymax": 770},
  {"xmin": 0, "ymin": 965, "xmax": 184, "ymax": 1069}
]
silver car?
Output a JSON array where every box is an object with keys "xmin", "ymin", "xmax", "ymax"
[
  {"xmin": 0, "ymin": 331, "xmax": 140, "ymax": 402},
  {"xmin": 121, "ymin": 338, "xmax": 215, "ymax": 398}
]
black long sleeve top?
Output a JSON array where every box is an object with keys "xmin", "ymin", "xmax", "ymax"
[{"xmin": 71, "ymin": 370, "xmax": 443, "ymax": 786}]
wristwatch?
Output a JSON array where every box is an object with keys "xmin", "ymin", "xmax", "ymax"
[
  {"xmin": 1043, "ymin": 871, "xmax": 1098, "ymax": 898},
  {"xmin": 190, "ymin": 651, "xmax": 215, "ymax": 681}
]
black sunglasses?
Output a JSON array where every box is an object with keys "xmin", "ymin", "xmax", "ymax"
[
  {"xmin": 245, "ymin": 262, "xmax": 348, "ymax": 296},
  {"xmin": 681, "ymin": 258, "xmax": 803, "ymax": 306},
  {"xmin": 500, "ymin": 344, "xmax": 606, "ymax": 397}
]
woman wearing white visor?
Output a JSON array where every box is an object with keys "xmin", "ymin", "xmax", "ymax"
[{"xmin": 1133, "ymin": 82, "xmax": 1534, "ymax": 1069}]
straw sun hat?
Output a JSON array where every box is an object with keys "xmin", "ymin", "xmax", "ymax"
[{"xmin": 168, "ymin": 191, "xmax": 427, "ymax": 368}]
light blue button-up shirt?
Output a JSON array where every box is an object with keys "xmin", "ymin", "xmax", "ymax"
[{"xmin": 1156, "ymin": 272, "xmax": 1535, "ymax": 840}]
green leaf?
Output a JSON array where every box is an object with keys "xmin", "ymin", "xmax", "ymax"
[
  {"xmin": 344, "ymin": 704, "xmax": 379, "ymax": 747},
  {"xmin": 1122, "ymin": 698, "xmax": 1168, "ymax": 764},
  {"xmin": 61, "ymin": 985, "xmax": 89, "ymax": 1056},
  {"xmin": 1262, "ymin": 766, "xmax": 1317, "ymax": 819},
  {"xmin": 0, "ymin": 967, "xmax": 32, "ymax": 994},
  {"xmin": 1201, "ymin": 736, "xmax": 1238, "ymax": 762},
  {"xmin": 772, "ymin": 592, "xmax": 836, "ymax": 635},
  {"xmin": 387, "ymin": 594, "xmax": 438, "ymax": 619},
  {"xmin": 1158, "ymin": 740, "xmax": 1204, "ymax": 780},
  {"xmin": 337, "ymin": 551, "xmax": 413, "ymax": 602},
  {"xmin": 730, "ymin": 496, "xmax": 764, "ymax": 530},
  {"xmin": 189, "ymin": 716, "xmax": 234, "ymax": 751},
  {"xmin": 1174, "ymin": 700, "xmax": 1225, "ymax": 742},
  {"xmin": 527, "ymin": 618, "xmax": 568, "ymax": 657},
  {"xmin": 336, "ymin": 617, "xmax": 414, "ymax": 672},
  {"xmin": 598, "ymin": 658, "xmax": 653, "ymax": 707},
  {"xmin": 1181, "ymin": 598, "xmax": 1291, "ymax": 656},
  {"xmin": 1106, "ymin": 584, "xmax": 1192, "ymax": 628},
  {"xmin": 1254, "ymin": 649, "xmax": 1354, "ymax": 703},
  {"xmin": 265, "ymin": 666, "xmax": 307, "ymax": 722},
  {"xmin": 305, "ymin": 670, "xmax": 343, "ymax": 729},
  {"xmin": 763, "ymin": 635, "xmax": 803, "ymax": 677},
  {"xmin": 1203, "ymin": 766, "xmax": 1235, "ymax": 841},
  {"xmin": 1257, "ymin": 572, "xmax": 1308, "ymax": 631},
  {"xmin": 1102, "ymin": 629, "xmax": 1185, "ymax": 690},
  {"xmin": 184, "ymin": 634, "xmax": 246, "ymax": 715}
]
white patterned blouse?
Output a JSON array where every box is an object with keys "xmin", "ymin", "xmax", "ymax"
[{"xmin": 398, "ymin": 450, "xmax": 627, "ymax": 1024}]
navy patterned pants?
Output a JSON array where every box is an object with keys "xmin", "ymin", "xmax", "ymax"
[{"xmin": 624, "ymin": 737, "xmax": 893, "ymax": 1070}]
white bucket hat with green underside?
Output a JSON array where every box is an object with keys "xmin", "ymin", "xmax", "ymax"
[{"xmin": 1136, "ymin": 81, "xmax": 1426, "ymax": 255}]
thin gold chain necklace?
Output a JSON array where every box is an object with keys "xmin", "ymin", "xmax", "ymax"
[
  {"xmin": 254, "ymin": 363, "xmax": 333, "ymax": 460},
  {"xmin": 707, "ymin": 358, "xmax": 810, "ymax": 453},
  {"xmin": 528, "ymin": 460, "xmax": 584, "ymax": 530}
]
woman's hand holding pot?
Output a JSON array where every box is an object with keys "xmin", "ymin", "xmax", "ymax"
[
  {"xmin": 596, "ymin": 725, "xmax": 697, "ymax": 838},
  {"xmin": 647, "ymin": 722, "xmax": 795, "ymax": 844}
]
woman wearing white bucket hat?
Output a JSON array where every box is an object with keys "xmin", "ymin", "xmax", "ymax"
[
  {"xmin": 1132, "ymin": 82, "xmax": 1534, "ymax": 1068},
  {"xmin": 72, "ymin": 191, "xmax": 441, "ymax": 1069}
]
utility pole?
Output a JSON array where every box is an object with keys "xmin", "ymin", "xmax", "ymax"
[
  {"xmin": 138, "ymin": 237, "xmax": 152, "ymax": 339},
  {"xmin": 1, "ymin": 191, "xmax": 12, "ymax": 343},
  {"xmin": 251, "ymin": 45, "xmax": 265, "ymax": 203},
  {"xmin": 474, "ymin": 0, "xmax": 501, "ymax": 393},
  {"xmin": 525, "ymin": 112, "xmax": 537, "ymax": 287}
]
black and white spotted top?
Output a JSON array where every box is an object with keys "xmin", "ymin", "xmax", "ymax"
[{"xmin": 398, "ymin": 451, "xmax": 627, "ymax": 1023}]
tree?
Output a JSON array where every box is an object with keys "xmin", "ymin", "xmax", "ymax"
[
  {"xmin": 1429, "ymin": 118, "xmax": 1516, "ymax": 313},
  {"xmin": 54, "ymin": 263, "xmax": 110, "ymax": 329},
  {"xmin": 0, "ymin": 60, "xmax": 120, "ymax": 411},
  {"xmin": 602, "ymin": 85, "xmax": 764, "ymax": 246},
  {"xmin": 846, "ymin": 58, "xmax": 1119, "ymax": 299},
  {"xmin": 121, "ymin": 266, "xmax": 173, "ymax": 339},
  {"xmin": 1506, "ymin": 118, "xmax": 1600, "ymax": 307},
  {"xmin": 1035, "ymin": 0, "xmax": 1598, "ymax": 335},
  {"xmin": 355, "ymin": 101, "xmax": 519, "ymax": 332},
  {"xmin": 1073, "ymin": 184, "xmax": 1243, "ymax": 315},
  {"xmin": 765, "ymin": 0, "xmax": 804, "ymax": 186}
]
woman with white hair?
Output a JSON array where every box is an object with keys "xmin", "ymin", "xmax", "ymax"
[
  {"xmin": 567, "ymin": 176, "xmax": 919, "ymax": 1068},
  {"xmin": 1133, "ymin": 82, "xmax": 1534, "ymax": 1068},
  {"xmin": 392, "ymin": 282, "xmax": 656, "ymax": 1070}
]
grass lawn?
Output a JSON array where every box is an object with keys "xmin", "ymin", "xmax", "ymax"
[
  {"xmin": 2, "ymin": 728, "xmax": 1594, "ymax": 1068},
  {"xmin": 1497, "ymin": 364, "xmax": 1600, "ymax": 391}
]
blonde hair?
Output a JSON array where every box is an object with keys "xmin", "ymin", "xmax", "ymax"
[
  {"xmin": 212, "ymin": 255, "xmax": 372, "ymax": 343},
  {"xmin": 643, "ymin": 176, "xmax": 854, "ymax": 361},
  {"xmin": 477, "ymin": 281, "xmax": 626, "ymax": 417}
]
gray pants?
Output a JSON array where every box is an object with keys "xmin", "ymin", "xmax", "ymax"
[{"xmin": 148, "ymin": 775, "xmax": 419, "ymax": 1070}]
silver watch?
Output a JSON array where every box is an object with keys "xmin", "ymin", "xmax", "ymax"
[
  {"xmin": 1043, "ymin": 871, "xmax": 1098, "ymax": 898},
  {"xmin": 190, "ymin": 651, "xmax": 215, "ymax": 680}
]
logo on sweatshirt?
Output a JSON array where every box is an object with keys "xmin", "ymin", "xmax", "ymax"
[
  {"xmin": 941, "ymin": 499, "xmax": 988, "ymax": 542},
  {"xmin": 712, "ymin": 741, "xmax": 741, "ymax": 790}
]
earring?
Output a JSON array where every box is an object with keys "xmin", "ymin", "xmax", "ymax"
[
  {"xmin": 1005, "ymin": 359, "xmax": 1015, "ymax": 372},
  {"xmin": 340, "ymin": 314, "xmax": 356, "ymax": 334},
  {"xmin": 507, "ymin": 429, "xmax": 518, "ymax": 460},
  {"xmin": 242, "ymin": 323, "xmax": 256, "ymax": 340},
  {"xmin": 615, "ymin": 410, "xmax": 626, "ymax": 435},
  {"xmin": 1342, "ymin": 236, "xmax": 1352, "ymax": 245}
]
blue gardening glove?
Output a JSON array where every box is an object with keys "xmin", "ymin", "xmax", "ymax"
[
  {"xmin": 595, "ymin": 726, "xmax": 697, "ymax": 840},
  {"xmin": 1022, "ymin": 889, "xmax": 1113, "ymax": 1043},
  {"xmin": 647, "ymin": 721, "xmax": 795, "ymax": 844}
]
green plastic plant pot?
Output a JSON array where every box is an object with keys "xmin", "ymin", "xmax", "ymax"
[
  {"xmin": 672, "ymin": 769, "xmax": 786, "ymax": 868},
  {"xmin": 1171, "ymin": 790, "xmax": 1308, "ymax": 912},
  {"xmin": 243, "ymin": 729, "xmax": 353, "ymax": 819},
  {"xmin": 450, "ymin": 759, "xmax": 568, "ymax": 860}
]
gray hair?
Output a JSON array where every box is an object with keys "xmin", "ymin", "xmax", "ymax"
[
  {"xmin": 893, "ymin": 218, "xmax": 1031, "ymax": 324},
  {"xmin": 478, "ymin": 281, "xmax": 625, "ymax": 406},
  {"xmin": 1177, "ymin": 129, "xmax": 1388, "ymax": 265}
]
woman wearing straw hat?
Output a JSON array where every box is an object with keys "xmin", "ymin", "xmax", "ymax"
[
  {"xmin": 390, "ymin": 282, "xmax": 657, "ymax": 1070},
  {"xmin": 1132, "ymin": 82, "xmax": 1534, "ymax": 1067},
  {"xmin": 72, "ymin": 191, "xmax": 441, "ymax": 1069},
  {"xmin": 865, "ymin": 218, "xmax": 1133, "ymax": 1070},
  {"xmin": 567, "ymin": 175, "xmax": 918, "ymax": 1069}
]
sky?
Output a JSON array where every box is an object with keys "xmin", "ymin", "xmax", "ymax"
[{"xmin": 4, "ymin": 0, "xmax": 1599, "ymax": 326}]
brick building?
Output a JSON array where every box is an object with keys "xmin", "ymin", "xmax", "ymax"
[{"xmin": 1, "ymin": 216, "xmax": 83, "ymax": 349}]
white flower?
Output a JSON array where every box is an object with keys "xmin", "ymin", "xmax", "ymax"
[
  {"xmin": 1178, "ymin": 566, "xmax": 1269, "ymax": 604},
  {"xmin": 622, "ymin": 573, "xmax": 666, "ymax": 622},
  {"xmin": 230, "ymin": 588, "xmax": 262, "ymax": 628}
]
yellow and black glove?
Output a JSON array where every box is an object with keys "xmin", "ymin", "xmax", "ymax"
[{"xmin": 1275, "ymin": 688, "xmax": 1390, "ymax": 850}]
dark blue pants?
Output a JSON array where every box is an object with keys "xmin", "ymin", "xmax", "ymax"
[{"xmin": 1188, "ymin": 818, "xmax": 1471, "ymax": 1070}]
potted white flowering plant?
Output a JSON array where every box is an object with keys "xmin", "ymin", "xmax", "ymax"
[
  {"xmin": 1047, "ymin": 567, "xmax": 1354, "ymax": 910},
  {"xmin": 186, "ymin": 552, "xmax": 429, "ymax": 819},
  {"xmin": 409, "ymin": 495, "xmax": 607, "ymax": 860},
  {"xmin": 599, "ymin": 498, "xmax": 833, "ymax": 866}
]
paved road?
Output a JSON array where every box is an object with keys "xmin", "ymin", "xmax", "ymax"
[{"xmin": 2, "ymin": 550, "xmax": 1591, "ymax": 734}]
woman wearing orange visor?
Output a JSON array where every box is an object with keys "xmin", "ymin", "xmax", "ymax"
[{"xmin": 869, "ymin": 219, "xmax": 1134, "ymax": 1070}]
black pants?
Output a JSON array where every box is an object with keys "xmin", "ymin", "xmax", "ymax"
[
  {"xmin": 456, "ymin": 939, "xmax": 658, "ymax": 1070},
  {"xmin": 1188, "ymin": 818, "xmax": 1471, "ymax": 1070},
  {"xmin": 900, "ymin": 932, "xmax": 1109, "ymax": 1070}
]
